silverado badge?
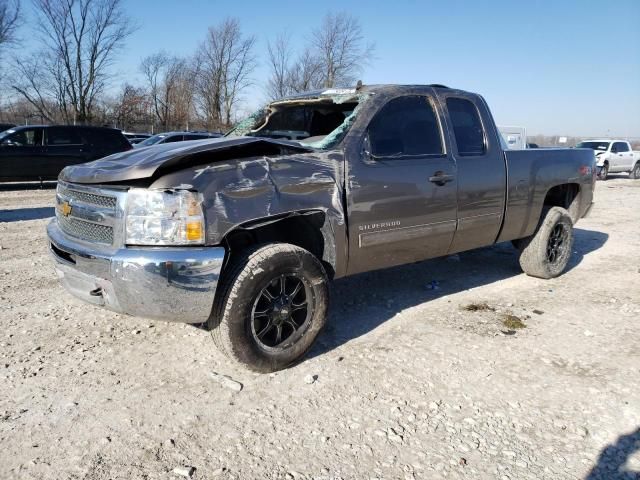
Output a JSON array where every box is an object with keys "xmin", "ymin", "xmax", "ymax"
[{"xmin": 60, "ymin": 201, "xmax": 72, "ymax": 217}]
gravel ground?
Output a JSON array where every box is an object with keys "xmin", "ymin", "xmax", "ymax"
[{"xmin": 0, "ymin": 177, "xmax": 639, "ymax": 480}]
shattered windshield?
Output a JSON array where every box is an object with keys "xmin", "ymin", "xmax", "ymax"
[{"xmin": 226, "ymin": 91, "xmax": 368, "ymax": 149}]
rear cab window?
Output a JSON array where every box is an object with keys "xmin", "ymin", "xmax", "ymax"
[
  {"xmin": 367, "ymin": 95, "xmax": 444, "ymax": 158},
  {"xmin": 446, "ymin": 97, "xmax": 486, "ymax": 156}
]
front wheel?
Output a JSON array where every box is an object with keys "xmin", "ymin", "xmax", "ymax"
[
  {"xmin": 630, "ymin": 163, "xmax": 640, "ymax": 179},
  {"xmin": 598, "ymin": 163, "xmax": 609, "ymax": 180},
  {"xmin": 209, "ymin": 243, "xmax": 329, "ymax": 372},
  {"xmin": 517, "ymin": 207, "xmax": 574, "ymax": 279}
]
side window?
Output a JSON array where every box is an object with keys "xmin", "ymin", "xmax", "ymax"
[
  {"xmin": 3, "ymin": 128, "xmax": 43, "ymax": 146},
  {"xmin": 367, "ymin": 96, "xmax": 443, "ymax": 157},
  {"xmin": 615, "ymin": 142, "xmax": 629, "ymax": 152},
  {"xmin": 446, "ymin": 97, "xmax": 486, "ymax": 156},
  {"xmin": 47, "ymin": 127, "xmax": 84, "ymax": 146},
  {"xmin": 186, "ymin": 134, "xmax": 208, "ymax": 140},
  {"xmin": 164, "ymin": 135, "xmax": 184, "ymax": 143}
]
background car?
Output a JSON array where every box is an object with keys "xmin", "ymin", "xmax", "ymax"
[
  {"xmin": 0, "ymin": 123, "xmax": 16, "ymax": 132},
  {"xmin": 577, "ymin": 139, "xmax": 640, "ymax": 180},
  {"xmin": 134, "ymin": 131, "xmax": 222, "ymax": 148},
  {"xmin": 0, "ymin": 125, "xmax": 132, "ymax": 182},
  {"xmin": 122, "ymin": 132, "xmax": 151, "ymax": 145}
]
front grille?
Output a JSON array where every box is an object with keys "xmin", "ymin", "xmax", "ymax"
[
  {"xmin": 57, "ymin": 214, "xmax": 114, "ymax": 244},
  {"xmin": 58, "ymin": 186, "xmax": 117, "ymax": 209}
]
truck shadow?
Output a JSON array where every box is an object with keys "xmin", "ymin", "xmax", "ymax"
[
  {"xmin": 585, "ymin": 427, "xmax": 640, "ymax": 479},
  {"xmin": 0, "ymin": 207, "xmax": 55, "ymax": 222},
  {"xmin": 309, "ymin": 227, "xmax": 608, "ymax": 358},
  {"xmin": 0, "ymin": 181, "xmax": 57, "ymax": 191}
]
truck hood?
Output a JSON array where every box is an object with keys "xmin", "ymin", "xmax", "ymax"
[{"xmin": 59, "ymin": 136, "xmax": 314, "ymax": 184}]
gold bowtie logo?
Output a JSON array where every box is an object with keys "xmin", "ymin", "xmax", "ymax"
[{"xmin": 60, "ymin": 201, "xmax": 72, "ymax": 217}]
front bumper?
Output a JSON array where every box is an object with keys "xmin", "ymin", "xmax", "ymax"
[{"xmin": 47, "ymin": 219, "xmax": 225, "ymax": 323}]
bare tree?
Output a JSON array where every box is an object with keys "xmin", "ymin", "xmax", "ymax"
[
  {"xmin": 311, "ymin": 12, "xmax": 374, "ymax": 88},
  {"xmin": 266, "ymin": 32, "xmax": 293, "ymax": 100},
  {"xmin": 0, "ymin": 0, "xmax": 21, "ymax": 81},
  {"xmin": 107, "ymin": 83, "xmax": 150, "ymax": 130},
  {"xmin": 141, "ymin": 52, "xmax": 195, "ymax": 131},
  {"xmin": 286, "ymin": 47, "xmax": 323, "ymax": 93},
  {"xmin": 266, "ymin": 33, "xmax": 322, "ymax": 100},
  {"xmin": 194, "ymin": 18, "xmax": 256, "ymax": 129},
  {"xmin": 11, "ymin": 0, "xmax": 134, "ymax": 123},
  {"xmin": 0, "ymin": 0, "xmax": 20, "ymax": 47}
]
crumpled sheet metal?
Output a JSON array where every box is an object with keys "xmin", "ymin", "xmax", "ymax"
[
  {"xmin": 59, "ymin": 136, "xmax": 313, "ymax": 184},
  {"xmin": 151, "ymin": 149, "xmax": 347, "ymax": 275}
]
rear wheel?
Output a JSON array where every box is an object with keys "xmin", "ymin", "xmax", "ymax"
[
  {"xmin": 630, "ymin": 163, "xmax": 640, "ymax": 179},
  {"xmin": 598, "ymin": 163, "xmax": 609, "ymax": 180},
  {"xmin": 518, "ymin": 207, "xmax": 574, "ymax": 279},
  {"xmin": 209, "ymin": 243, "xmax": 329, "ymax": 372}
]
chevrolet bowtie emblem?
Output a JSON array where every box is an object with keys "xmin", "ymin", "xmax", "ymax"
[{"xmin": 60, "ymin": 201, "xmax": 72, "ymax": 217}]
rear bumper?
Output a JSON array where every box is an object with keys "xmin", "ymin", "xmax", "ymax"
[{"xmin": 47, "ymin": 219, "xmax": 225, "ymax": 323}]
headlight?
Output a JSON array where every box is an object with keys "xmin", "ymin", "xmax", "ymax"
[{"xmin": 125, "ymin": 189, "xmax": 205, "ymax": 245}]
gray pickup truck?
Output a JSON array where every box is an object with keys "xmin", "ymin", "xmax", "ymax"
[{"xmin": 47, "ymin": 84, "xmax": 596, "ymax": 371}]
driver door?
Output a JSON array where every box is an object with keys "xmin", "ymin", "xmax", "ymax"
[
  {"xmin": 346, "ymin": 94, "xmax": 458, "ymax": 275},
  {"xmin": 0, "ymin": 127, "xmax": 46, "ymax": 180}
]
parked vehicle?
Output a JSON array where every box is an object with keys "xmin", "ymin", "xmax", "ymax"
[
  {"xmin": 134, "ymin": 131, "xmax": 222, "ymax": 148},
  {"xmin": 0, "ymin": 123, "xmax": 16, "ymax": 132},
  {"xmin": 48, "ymin": 85, "xmax": 596, "ymax": 372},
  {"xmin": 122, "ymin": 132, "xmax": 151, "ymax": 144},
  {"xmin": 498, "ymin": 125, "xmax": 527, "ymax": 150},
  {"xmin": 0, "ymin": 125, "xmax": 132, "ymax": 182},
  {"xmin": 576, "ymin": 139, "xmax": 640, "ymax": 180}
]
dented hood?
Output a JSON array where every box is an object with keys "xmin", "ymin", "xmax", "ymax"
[{"xmin": 59, "ymin": 136, "xmax": 313, "ymax": 184}]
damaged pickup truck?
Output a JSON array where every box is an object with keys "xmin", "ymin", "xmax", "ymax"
[{"xmin": 47, "ymin": 84, "xmax": 596, "ymax": 372}]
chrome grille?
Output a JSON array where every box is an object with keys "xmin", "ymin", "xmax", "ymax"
[
  {"xmin": 56, "ymin": 181, "xmax": 124, "ymax": 246},
  {"xmin": 57, "ymin": 214, "xmax": 114, "ymax": 244},
  {"xmin": 57, "ymin": 186, "xmax": 117, "ymax": 209}
]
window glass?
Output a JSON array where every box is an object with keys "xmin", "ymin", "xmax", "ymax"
[
  {"xmin": 614, "ymin": 142, "xmax": 629, "ymax": 152},
  {"xmin": 367, "ymin": 96, "xmax": 443, "ymax": 157},
  {"xmin": 164, "ymin": 135, "xmax": 184, "ymax": 143},
  {"xmin": 446, "ymin": 97, "xmax": 486, "ymax": 156},
  {"xmin": 185, "ymin": 134, "xmax": 208, "ymax": 140},
  {"xmin": 47, "ymin": 127, "xmax": 84, "ymax": 145},
  {"xmin": 3, "ymin": 128, "xmax": 43, "ymax": 146}
]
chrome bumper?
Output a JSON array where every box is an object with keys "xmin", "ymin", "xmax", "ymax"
[{"xmin": 47, "ymin": 219, "xmax": 225, "ymax": 323}]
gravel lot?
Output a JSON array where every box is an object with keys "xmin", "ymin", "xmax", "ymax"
[{"xmin": 1, "ymin": 177, "xmax": 639, "ymax": 480}]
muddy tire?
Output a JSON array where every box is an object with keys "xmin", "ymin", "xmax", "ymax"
[
  {"xmin": 598, "ymin": 163, "xmax": 609, "ymax": 180},
  {"xmin": 518, "ymin": 207, "xmax": 574, "ymax": 279},
  {"xmin": 630, "ymin": 163, "xmax": 640, "ymax": 179},
  {"xmin": 209, "ymin": 243, "xmax": 328, "ymax": 372}
]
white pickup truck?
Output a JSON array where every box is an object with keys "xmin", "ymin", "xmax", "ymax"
[{"xmin": 576, "ymin": 139, "xmax": 640, "ymax": 180}]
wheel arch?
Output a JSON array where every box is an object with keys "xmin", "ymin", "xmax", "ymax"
[
  {"xmin": 542, "ymin": 183, "xmax": 582, "ymax": 223},
  {"xmin": 220, "ymin": 209, "xmax": 338, "ymax": 280}
]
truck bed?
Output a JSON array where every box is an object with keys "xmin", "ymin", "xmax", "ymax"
[{"xmin": 498, "ymin": 148, "xmax": 595, "ymax": 242}]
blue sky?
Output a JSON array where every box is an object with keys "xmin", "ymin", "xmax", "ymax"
[{"xmin": 21, "ymin": 0, "xmax": 640, "ymax": 137}]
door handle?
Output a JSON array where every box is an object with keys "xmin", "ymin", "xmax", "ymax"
[{"xmin": 429, "ymin": 171, "xmax": 455, "ymax": 186}]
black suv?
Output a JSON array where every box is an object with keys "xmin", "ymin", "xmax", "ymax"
[
  {"xmin": 134, "ymin": 131, "xmax": 221, "ymax": 148},
  {"xmin": 0, "ymin": 125, "xmax": 132, "ymax": 182}
]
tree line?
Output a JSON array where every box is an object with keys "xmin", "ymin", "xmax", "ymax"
[{"xmin": 0, "ymin": 0, "xmax": 373, "ymax": 133}]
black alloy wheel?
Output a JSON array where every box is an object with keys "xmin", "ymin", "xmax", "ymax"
[{"xmin": 251, "ymin": 274, "xmax": 311, "ymax": 349}]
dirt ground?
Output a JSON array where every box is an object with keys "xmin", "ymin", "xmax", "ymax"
[{"xmin": 0, "ymin": 176, "xmax": 639, "ymax": 480}]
